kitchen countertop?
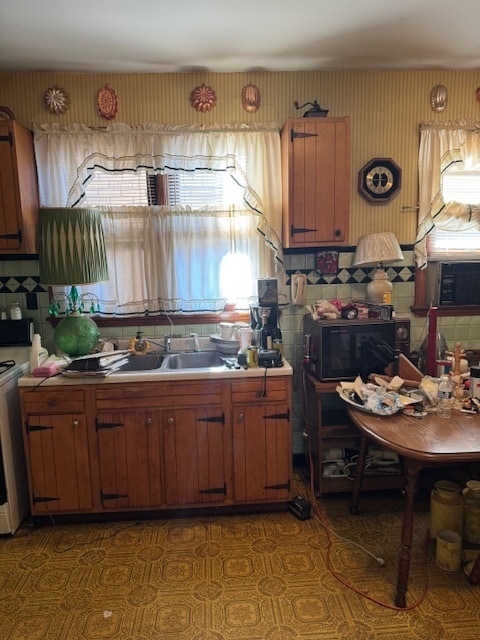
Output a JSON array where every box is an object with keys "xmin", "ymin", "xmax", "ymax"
[
  {"xmin": 18, "ymin": 358, "xmax": 293, "ymax": 387},
  {"xmin": 0, "ymin": 346, "xmax": 30, "ymax": 385}
]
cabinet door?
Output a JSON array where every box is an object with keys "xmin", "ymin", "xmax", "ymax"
[
  {"xmin": 281, "ymin": 117, "xmax": 350, "ymax": 248},
  {"xmin": 0, "ymin": 121, "xmax": 38, "ymax": 253},
  {"xmin": 233, "ymin": 403, "xmax": 291, "ymax": 503},
  {"xmin": 96, "ymin": 411, "xmax": 163, "ymax": 509},
  {"xmin": 163, "ymin": 407, "xmax": 227, "ymax": 506},
  {"xmin": 26, "ymin": 413, "xmax": 92, "ymax": 513}
]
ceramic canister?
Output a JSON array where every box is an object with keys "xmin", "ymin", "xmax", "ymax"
[
  {"xmin": 463, "ymin": 487, "xmax": 480, "ymax": 544},
  {"xmin": 429, "ymin": 480, "xmax": 463, "ymax": 539},
  {"xmin": 436, "ymin": 529, "xmax": 462, "ymax": 572}
]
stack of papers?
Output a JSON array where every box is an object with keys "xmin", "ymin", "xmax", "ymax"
[{"xmin": 62, "ymin": 350, "xmax": 131, "ymax": 377}]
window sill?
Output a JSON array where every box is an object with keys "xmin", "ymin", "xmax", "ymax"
[
  {"xmin": 411, "ymin": 305, "xmax": 480, "ymax": 317},
  {"xmin": 47, "ymin": 310, "xmax": 251, "ymax": 328}
]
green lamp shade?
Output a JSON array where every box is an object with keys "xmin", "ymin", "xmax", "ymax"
[
  {"xmin": 39, "ymin": 208, "xmax": 109, "ymax": 285},
  {"xmin": 54, "ymin": 312, "xmax": 100, "ymax": 358},
  {"xmin": 38, "ymin": 207, "xmax": 109, "ymax": 358}
]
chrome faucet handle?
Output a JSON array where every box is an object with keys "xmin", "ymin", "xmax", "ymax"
[
  {"xmin": 190, "ymin": 333, "xmax": 201, "ymax": 352},
  {"xmin": 164, "ymin": 336, "xmax": 171, "ymax": 352}
]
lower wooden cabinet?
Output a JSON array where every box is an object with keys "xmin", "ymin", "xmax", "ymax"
[
  {"xmin": 20, "ymin": 374, "xmax": 292, "ymax": 518},
  {"xmin": 232, "ymin": 403, "xmax": 291, "ymax": 502},
  {"xmin": 163, "ymin": 407, "xmax": 227, "ymax": 506},
  {"xmin": 96, "ymin": 410, "xmax": 162, "ymax": 509},
  {"xmin": 25, "ymin": 413, "xmax": 93, "ymax": 513}
]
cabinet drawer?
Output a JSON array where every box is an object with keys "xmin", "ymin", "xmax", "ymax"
[
  {"xmin": 96, "ymin": 380, "xmax": 224, "ymax": 410},
  {"xmin": 231, "ymin": 378, "xmax": 289, "ymax": 403},
  {"xmin": 22, "ymin": 389, "xmax": 85, "ymax": 413}
]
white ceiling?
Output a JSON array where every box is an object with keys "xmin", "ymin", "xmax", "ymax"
[{"xmin": 1, "ymin": 0, "xmax": 480, "ymax": 74}]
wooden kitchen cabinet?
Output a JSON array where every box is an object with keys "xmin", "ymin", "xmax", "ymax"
[
  {"xmin": 162, "ymin": 406, "xmax": 227, "ymax": 506},
  {"xmin": 0, "ymin": 117, "xmax": 39, "ymax": 254},
  {"xmin": 21, "ymin": 389, "xmax": 93, "ymax": 514},
  {"xmin": 231, "ymin": 379, "xmax": 292, "ymax": 503},
  {"xmin": 96, "ymin": 410, "xmax": 163, "ymax": 509},
  {"xmin": 281, "ymin": 117, "xmax": 350, "ymax": 248},
  {"xmin": 19, "ymin": 371, "xmax": 292, "ymax": 519}
]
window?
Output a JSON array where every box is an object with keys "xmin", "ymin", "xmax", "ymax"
[
  {"xmin": 33, "ymin": 123, "xmax": 284, "ymax": 317},
  {"xmin": 414, "ymin": 122, "xmax": 480, "ymax": 313},
  {"xmin": 442, "ymin": 169, "xmax": 480, "ymax": 205},
  {"xmin": 428, "ymin": 164, "xmax": 480, "ymax": 260}
]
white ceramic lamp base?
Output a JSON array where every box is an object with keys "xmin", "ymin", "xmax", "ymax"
[{"xmin": 367, "ymin": 268, "xmax": 393, "ymax": 304}]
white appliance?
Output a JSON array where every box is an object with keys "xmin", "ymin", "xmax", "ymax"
[{"xmin": 0, "ymin": 346, "xmax": 30, "ymax": 534}]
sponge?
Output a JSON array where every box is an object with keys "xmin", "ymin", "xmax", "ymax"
[{"xmin": 128, "ymin": 331, "xmax": 150, "ymax": 355}]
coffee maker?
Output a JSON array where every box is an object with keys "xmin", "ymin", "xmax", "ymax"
[{"xmin": 250, "ymin": 279, "xmax": 282, "ymax": 350}]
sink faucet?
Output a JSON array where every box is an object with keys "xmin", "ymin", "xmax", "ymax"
[
  {"xmin": 190, "ymin": 333, "xmax": 200, "ymax": 352},
  {"xmin": 164, "ymin": 335, "xmax": 171, "ymax": 352}
]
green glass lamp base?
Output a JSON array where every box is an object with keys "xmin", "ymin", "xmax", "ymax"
[{"xmin": 54, "ymin": 312, "xmax": 100, "ymax": 358}]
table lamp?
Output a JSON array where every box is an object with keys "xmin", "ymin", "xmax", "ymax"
[
  {"xmin": 38, "ymin": 207, "xmax": 109, "ymax": 357},
  {"xmin": 353, "ymin": 232, "xmax": 404, "ymax": 303}
]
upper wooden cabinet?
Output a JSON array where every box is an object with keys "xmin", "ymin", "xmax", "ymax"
[
  {"xmin": 281, "ymin": 117, "xmax": 350, "ymax": 248},
  {"xmin": 0, "ymin": 118, "xmax": 39, "ymax": 254}
]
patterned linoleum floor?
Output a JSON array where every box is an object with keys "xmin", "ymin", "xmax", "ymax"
[{"xmin": 1, "ymin": 478, "xmax": 479, "ymax": 640}]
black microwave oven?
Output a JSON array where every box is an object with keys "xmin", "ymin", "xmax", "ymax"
[{"xmin": 303, "ymin": 315, "xmax": 396, "ymax": 382}]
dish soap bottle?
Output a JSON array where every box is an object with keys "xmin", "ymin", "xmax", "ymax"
[{"xmin": 29, "ymin": 334, "xmax": 48, "ymax": 373}]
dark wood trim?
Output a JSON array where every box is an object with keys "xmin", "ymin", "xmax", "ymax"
[
  {"xmin": 47, "ymin": 311, "xmax": 251, "ymax": 328},
  {"xmin": 411, "ymin": 305, "xmax": 480, "ymax": 317}
]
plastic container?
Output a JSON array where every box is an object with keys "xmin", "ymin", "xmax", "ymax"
[
  {"xmin": 29, "ymin": 334, "xmax": 48, "ymax": 373},
  {"xmin": 437, "ymin": 375, "xmax": 453, "ymax": 418}
]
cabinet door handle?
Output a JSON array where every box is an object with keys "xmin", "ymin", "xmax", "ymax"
[
  {"xmin": 167, "ymin": 416, "xmax": 174, "ymax": 424},
  {"xmin": 238, "ymin": 413, "xmax": 244, "ymax": 420},
  {"xmin": 334, "ymin": 229, "xmax": 342, "ymax": 237},
  {"xmin": 146, "ymin": 417, "xmax": 153, "ymax": 425},
  {"xmin": 291, "ymin": 224, "xmax": 317, "ymax": 236},
  {"xmin": 72, "ymin": 420, "xmax": 79, "ymax": 428},
  {"xmin": 0, "ymin": 231, "xmax": 22, "ymax": 241},
  {"xmin": 48, "ymin": 399, "xmax": 58, "ymax": 408}
]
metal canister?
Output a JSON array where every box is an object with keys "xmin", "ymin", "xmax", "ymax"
[
  {"xmin": 247, "ymin": 345, "xmax": 258, "ymax": 367},
  {"xmin": 273, "ymin": 339, "xmax": 283, "ymax": 355}
]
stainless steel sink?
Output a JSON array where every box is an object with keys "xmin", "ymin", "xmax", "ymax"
[
  {"xmin": 115, "ymin": 354, "xmax": 165, "ymax": 371},
  {"xmin": 163, "ymin": 351, "xmax": 224, "ymax": 370}
]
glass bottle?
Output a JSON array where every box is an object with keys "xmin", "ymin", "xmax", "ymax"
[{"xmin": 259, "ymin": 310, "xmax": 273, "ymax": 350}]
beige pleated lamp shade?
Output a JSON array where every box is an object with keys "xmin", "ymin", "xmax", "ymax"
[
  {"xmin": 353, "ymin": 232, "xmax": 403, "ymax": 303},
  {"xmin": 353, "ymin": 232, "xmax": 404, "ymax": 268},
  {"xmin": 38, "ymin": 207, "xmax": 109, "ymax": 286}
]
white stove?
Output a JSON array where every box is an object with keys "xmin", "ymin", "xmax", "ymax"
[{"xmin": 0, "ymin": 345, "xmax": 30, "ymax": 534}]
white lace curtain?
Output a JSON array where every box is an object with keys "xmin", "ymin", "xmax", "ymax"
[
  {"xmin": 33, "ymin": 123, "xmax": 286, "ymax": 314},
  {"xmin": 415, "ymin": 121, "xmax": 480, "ymax": 268}
]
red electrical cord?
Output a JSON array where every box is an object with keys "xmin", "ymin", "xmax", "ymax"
[{"xmin": 300, "ymin": 366, "xmax": 430, "ymax": 610}]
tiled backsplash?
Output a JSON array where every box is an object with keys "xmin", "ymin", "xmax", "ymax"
[{"xmin": 2, "ymin": 250, "xmax": 479, "ymax": 455}]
